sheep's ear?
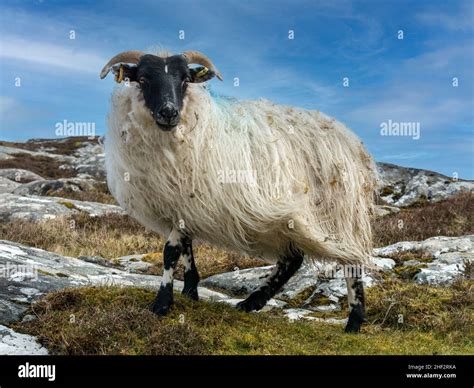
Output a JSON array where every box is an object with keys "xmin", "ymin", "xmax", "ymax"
[
  {"xmin": 111, "ymin": 64, "xmax": 138, "ymax": 83},
  {"xmin": 189, "ymin": 66, "xmax": 217, "ymax": 83}
]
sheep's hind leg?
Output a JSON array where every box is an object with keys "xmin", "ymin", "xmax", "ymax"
[
  {"xmin": 236, "ymin": 247, "xmax": 304, "ymax": 312},
  {"xmin": 150, "ymin": 229, "xmax": 184, "ymax": 316},
  {"xmin": 181, "ymin": 237, "xmax": 200, "ymax": 301},
  {"xmin": 344, "ymin": 277, "xmax": 367, "ymax": 333}
]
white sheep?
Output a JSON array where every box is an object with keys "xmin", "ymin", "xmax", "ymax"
[{"xmin": 100, "ymin": 49, "xmax": 378, "ymax": 332}]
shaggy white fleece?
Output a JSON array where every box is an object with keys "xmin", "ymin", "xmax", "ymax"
[{"xmin": 105, "ymin": 82, "xmax": 378, "ymax": 265}]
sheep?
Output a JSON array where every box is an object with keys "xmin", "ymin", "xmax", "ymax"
[{"xmin": 100, "ymin": 49, "xmax": 378, "ymax": 333}]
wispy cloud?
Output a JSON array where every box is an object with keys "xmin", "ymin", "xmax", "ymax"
[
  {"xmin": 416, "ymin": 0, "xmax": 474, "ymax": 32},
  {"xmin": 0, "ymin": 36, "xmax": 106, "ymax": 74}
]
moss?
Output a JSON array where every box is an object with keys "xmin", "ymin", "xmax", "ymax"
[
  {"xmin": 393, "ymin": 264, "xmax": 427, "ymax": 280},
  {"xmin": 380, "ymin": 186, "xmax": 395, "ymax": 196},
  {"xmin": 58, "ymin": 200, "xmax": 77, "ymax": 210},
  {"xmin": 37, "ymin": 269, "xmax": 55, "ymax": 277},
  {"xmin": 13, "ymin": 286, "xmax": 474, "ymax": 355},
  {"xmin": 280, "ymin": 285, "xmax": 318, "ymax": 308},
  {"xmin": 55, "ymin": 272, "xmax": 69, "ymax": 278}
]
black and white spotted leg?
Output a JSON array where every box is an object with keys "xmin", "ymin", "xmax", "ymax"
[
  {"xmin": 236, "ymin": 247, "xmax": 304, "ymax": 312},
  {"xmin": 344, "ymin": 277, "xmax": 367, "ymax": 333},
  {"xmin": 150, "ymin": 229, "xmax": 184, "ymax": 316},
  {"xmin": 181, "ymin": 237, "xmax": 200, "ymax": 301}
]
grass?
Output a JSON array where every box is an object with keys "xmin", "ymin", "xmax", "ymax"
[
  {"xmin": 0, "ymin": 153, "xmax": 76, "ymax": 179},
  {"xmin": 366, "ymin": 278, "xmax": 473, "ymax": 333},
  {"xmin": 13, "ymin": 285, "xmax": 473, "ymax": 355},
  {"xmin": 373, "ymin": 192, "xmax": 473, "ymax": 247},
  {"xmin": 47, "ymin": 182, "xmax": 118, "ymax": 205}
]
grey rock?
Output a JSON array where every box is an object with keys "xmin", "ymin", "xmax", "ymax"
[
  {"xmin": 201, "ymin": 262, "xmax": 321, "ymax": 299},
  {"xmin": 0, "ymin": 325, "xmax": 48, "ymax": 355},
  {"xmin": 77, "ymin": 255, "xmax": 117, "ymax": 268},
  {"xmin": 114, "ymin": 254, "xmax": 154, "ymax": 273},
  {"xmin": 12, "ymin": 177, "xmax": 97, "ymax": 196},
  {"xmin": 0, "ymin": 240, "xmax": 229, "ymax": 325},
  {"xmin": 374, "ymin": 235, "xmax": 473, "ymax": 285},
  {"xmin": 0, "ymin": 169, "xmax": 44, "ymax": 183},
  {"xmin": 375, "ymin": 204, "xmax": 400, "ymax": 218},
  {"xmin": 371, "ymin": 257, "xmax": 396, "ymax": 270},
  {"xmin": 73, "ymin": 143, "xmax": 106, "ymax": 179},
  {"xmin": 377, "ymin": 162, "xmax": 473, "ymax": 207},
  {"xmin": 21, "ymin": 314, "xmax": 37, "ymax": 323},
  {"xmin": 0, "ymin": 145, "xmax": 74, "ymax": 163},
  {"xmin": 0, "ymin": 177, "xmax": 20, "ymax": 194},
  {"xmin": 0, "ymin": 193, "xmax": 124, "ymax": 222}
]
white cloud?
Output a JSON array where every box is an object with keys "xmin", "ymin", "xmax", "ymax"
[
  {"xmin": 416, "ymin": 1, "xmax": 474, "ymax": 32},
  {"xmin": 0, "ymin": 36, "xmax": 106, "ymax": 74}
]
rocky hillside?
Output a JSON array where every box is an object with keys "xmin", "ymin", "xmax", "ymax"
[{"xmin": 0, "ymin": 137, "xmax": 472, "ymax": 355}]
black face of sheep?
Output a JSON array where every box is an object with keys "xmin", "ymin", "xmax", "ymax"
[
  {"xmin": 100, "ymin": 51, "xmax": 223, "ymax": 132},
  {"xmin": 135, "ymin": 55, "xmax": 189, "ymax": 130}
]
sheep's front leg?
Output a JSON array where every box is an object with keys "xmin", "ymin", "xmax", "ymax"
[
  {"xmin": 344, "ymin": 277, "xmax": 367, "ymax": 333},
  {"xmin": 150, "ymin": 229, "xmax": 184, "ymax": 316},
  {"xmin": 236, "ymin": 248, "xmax": 304, "ymax": 312},
  {"xmin": 181, "ymin": 237, "xmax": 200, "ymax": 300}
]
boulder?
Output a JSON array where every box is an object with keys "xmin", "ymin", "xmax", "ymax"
[
  {"xmin": 377, "ymin": 162, "xmax": 473, "ymax": 207},
  {"xmin": 0, "ymin": 168, "xmax": 44, "ymax": 183},
  {"xmin": 0, "ymin": 177, "xmax": 20, "ymax": 194},
  {"xmin": 0, "ymin": 193, "xmax": 124, "ymax": 222},
  {"xmin": 0, "ymin": 239, "xmax": 231, "ymax": 325},
  {"xmin": 0, "ymin": 325, "xmax": 48, "ymax": 355}
]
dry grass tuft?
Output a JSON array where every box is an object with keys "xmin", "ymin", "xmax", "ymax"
[
  {"xmin": 373, "ymin": 192, "xmax": 473, "ymax": 247},
  {"xmin": 48, "ymin": 182, "xmax": 118, "ymax": 205},
  {"xmin": 366, "ymin": 278, "xmax": 473, "ymax": 333},
  {"xmin": 0, "ymin": 153, "xmax": 76, "ymax": 179}
]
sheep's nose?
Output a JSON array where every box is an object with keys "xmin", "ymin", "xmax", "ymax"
[{"xmin": 158, "ymin": 104, "xmax": 179, "ymax": 122}]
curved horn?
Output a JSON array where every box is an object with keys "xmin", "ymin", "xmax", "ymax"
[
  {"xmin": 100, "ymin": 50, "xmax": 144, "ymax": 79},
  {"xmin": 183, "ymin": 50, "xmax": 223, "ymax": 81}
]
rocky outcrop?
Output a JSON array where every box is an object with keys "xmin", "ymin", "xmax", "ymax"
[
  {"xmin": 0, "ymin": 177, "xmax": 20, "ymax": 194},
  {"xmin": 374, "ymin": 235, "xmax": 473, "ymax": 285},
  {"xmin": 12, "ymin": 177, "xmax": 99, "ymax": 196},
  {"xmin": 0, "ymin": 193, "xmax": 124, "ymax": 222},
  {"xmin": 0, "ymin": 240, "xmax": 286, "ymax": 328},
  {"xmin": 201, "ymin": 236, "xmax": 472, "ymax": 303},
  {"xmin": 0, "ymin": 169, "xmax": 44, "ymax": 183},
  {"xmin": 377, "ymin": 163, "xmax": 473, "ymax": 207},
  {"xmin": 0, "ymin": 325, "xmax": 48, "ymax": 355}
]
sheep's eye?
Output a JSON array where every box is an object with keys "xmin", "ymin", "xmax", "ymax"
[{"xmin": 139, "ymin": 77, "xmax": 146, "ymax": 84}]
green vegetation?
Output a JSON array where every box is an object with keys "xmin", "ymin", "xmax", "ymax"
[{"xmin": 14, "ymin": 285, "xmax": 473, "ymax": 355}]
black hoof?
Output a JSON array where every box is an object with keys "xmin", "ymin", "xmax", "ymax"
[
  {"xmin": 236, "ymin": 290, "xmax": 268, "ymax": 312},
  {"xmin": 344, "ymin": 320, "xmax": 362, "ymax": 333},
  {"xmin": 150, "ymin": 285, "xmax": 173, "ymax": 316},
  {"xmin": 344, "ymin": 305, "xmax": 367, "ymax": 333},
  {"xmin": 182, "ymin": 286, "xmax": 199, "ymax": 301}
]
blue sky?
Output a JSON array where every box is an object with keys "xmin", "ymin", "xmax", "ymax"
[{"xmin": 0, "ymin": 0, "xmax": 473, "ymax": 178}]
